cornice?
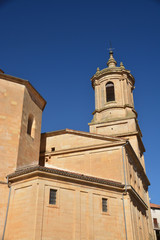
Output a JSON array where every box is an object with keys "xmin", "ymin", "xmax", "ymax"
[
  {"xmin": 40, "ymin": 141, "xmax": 126, "ymax": 157},
  {"xmin": 7, "ymin": 166, "xmax": 124, "ymax": 191},
  {"xmin": 91, "ymin": 104, "xmax": 137, "ymax": 116},
  {"xmin": 127, "ymin": 185, "xmax": 148, "ymax": 210},
  {"xmin": 125, "ymin": 142, "xmax": 149, "ymax": 187},
  {"xmin": 114, "ymin": 131, "xmax": 145, "ymax": 153},
  {"xmin": 136, "ymin": 134, "xmax": 145, "ymax": 153},
  {"xmin": 0, "ymin": 73, "xmax": 46, "ymax": 110},
  {"xmin": 41, "ymin": 128, "xmax": 123, "ymax": 142},
  {"xmin": 87, "ymin": 127, "xmax": 144, "ymax": 153},
  {"xmin": 111, "ymin": 131, "xmax": 140, "ymax": 138},
  {"xmin": 135, "ymin": 119, "xmax": 143, "ymax": 137},
  {"xmin": 91, "ymin": 67, "xmax": 135, "ymax": 89},
  {"xmin": 89, "ymin": 116, "xmax": 136, "ymax": 126}
]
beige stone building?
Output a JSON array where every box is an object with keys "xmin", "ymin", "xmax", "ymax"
[{"xmin": 0, "ymin": 52, "xmax": 155, "ymax": 239}]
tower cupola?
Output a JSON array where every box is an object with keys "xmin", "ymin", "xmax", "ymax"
[
  {"xmin": 89, "ymin": 50, "xmax": 144, "ymax": 160},
  {"xmin": 90, "ymin": 50, "xmax": 136, "ymax": 126}
]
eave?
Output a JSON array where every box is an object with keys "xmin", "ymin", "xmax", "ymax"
[
  {"xmin": 150, "ymin": 203, "xmax": 160, "ymax": 209},
  {"xmin": 7, "ymin": 165, "xmax": 124, "ymax": 191},
  {"xmin": 127, "ymin": 185, "xmax": 148, "ymax": 210},
  {"xmin": 125, "ymin": 141, "xmax": 150, "ymax": 187},
  {"xmin": 0, "ymin": 73, "xmax": 46, "ymax": 110},
  {"xmin": 41, "ymin": 128, "xmax": 124, "ymax": 142}
]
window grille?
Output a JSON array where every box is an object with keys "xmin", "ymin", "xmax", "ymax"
[
  {"xmin": 49, "ymin": 189, "xmax": 57, "ymax": 205},
  {"xmin": 102, "ymin": 198, "xmax": 107, "ymax": 212}
]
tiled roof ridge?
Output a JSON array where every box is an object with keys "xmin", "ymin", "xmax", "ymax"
[{"xmin": 8, "ymin": 165, "xmax": 124, "ymax": 188}]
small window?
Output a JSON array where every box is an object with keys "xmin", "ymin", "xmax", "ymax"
[
  {"xmin": 51, "ymin": 147, "xmax": 55, "ymax": 152},
  {"xmin": 153, "ymin": 218, "xmax": 158, "ymax": 228},
  {"xmin": 102, "ymin": 198, "xmax": 107, "ymax": 212},
  {"xmin": 49, "ymin": 189, "xmax": 57, "ymax": 205},
  {"xmin": 106, "ymin": 82, "xmax": 115, "ymax": 102},
  {"xmin": 27, "ymin": 114, "xmax": 35, "ymax": 138},
  {"xmin": 27, "ymin": 115, "xmax": 33, "ymax": 135}
]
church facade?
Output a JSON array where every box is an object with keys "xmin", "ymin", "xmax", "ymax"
[{"xmin": 0, "ymin": 52, "xmax": 155, "ymax": 239}]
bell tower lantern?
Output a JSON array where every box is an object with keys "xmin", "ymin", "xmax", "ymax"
[{"xmin": 89, "ymin": 51, "xmax": 145, "ymax": 163}]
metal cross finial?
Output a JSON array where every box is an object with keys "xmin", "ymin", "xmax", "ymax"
[
  {"xmin": 107, "ymin": 41, "xmax": 115, "ymax": 53},
  {"xmin": 106, "ymin": 41, "xmax": 117, "ymax": 67}
]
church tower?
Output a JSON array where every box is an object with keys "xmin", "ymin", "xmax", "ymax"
[{"xmin": 89, "ymin": 51, "xmax": 145, "ymax": 168}]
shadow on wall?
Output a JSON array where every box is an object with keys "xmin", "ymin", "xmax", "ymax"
[{"xmin": 39, "ymin": 134, "xmax": 47, "ymax": 167}]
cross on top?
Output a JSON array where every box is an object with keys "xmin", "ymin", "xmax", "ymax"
[{"xmin": 108, "ymin": 41, "xmax": 115, "ymax": 53}]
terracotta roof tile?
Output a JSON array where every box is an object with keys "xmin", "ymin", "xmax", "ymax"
[
  {"xmin": 8, "ymin": 165, "xmax": 124, "ymax": 188},
  {"xmin": 150, "ymin": 203, "xmax": 160, "ymax": 209}
]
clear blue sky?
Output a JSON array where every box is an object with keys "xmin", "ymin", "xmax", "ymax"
[{"xmin": 0, "ymin": 0, "xmax": 159, "ymax": 204}]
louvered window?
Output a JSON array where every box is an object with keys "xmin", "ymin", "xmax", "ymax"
[
  {"xmin": 102, "ymin": 198, "xmax": 107, "ymax": 212},
  {"xmin": 49, "ymin": 189, "xmax": 57, "ymax": 205}
]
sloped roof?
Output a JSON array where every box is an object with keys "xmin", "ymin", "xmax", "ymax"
[
  {"xmin": 150, "ymin": 203, "xmax": 160, "ymax": 209},
  {"xmin": 7, "ymin": 165, "xmax": 124, "ymax": 189},
  {"xmin": 41, "ymin": 128, "xmax": 126, "ymax": 142}
]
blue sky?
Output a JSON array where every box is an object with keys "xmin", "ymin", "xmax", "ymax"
[{"xmin": 0, "ymin": 0, "xmax": 159, "ymax": 204}]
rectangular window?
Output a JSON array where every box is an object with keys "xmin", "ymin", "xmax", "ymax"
[
  {"xmin": 102, "ymin": 198, "xmax": 107, "ymax": 212},
  {"xmin": 49, "ymin": 189, "xmax": 57, "ymax": 205},
  {"xmin": 153, "ymin": 218, "xmax": 158, "ymax": 228}
]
